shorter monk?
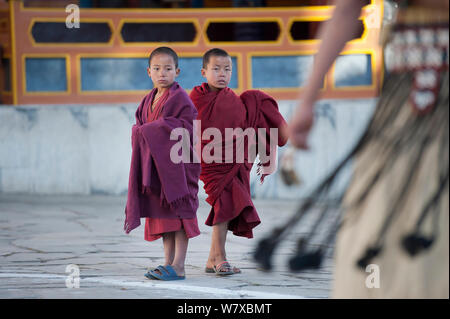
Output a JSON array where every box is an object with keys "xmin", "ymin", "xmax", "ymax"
[{"xmin": 125, "ymin": 47, "xmax": 200, "ymax": 281}]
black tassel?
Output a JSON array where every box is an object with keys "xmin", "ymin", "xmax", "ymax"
[
  {"xmin": 253, "ymin": 227, "xmax": 283, "ymax": 271},
  {"xmin": 356, "ymin": 246, "xmax": 382, "ymax": 270},
  {"xmin": 289, "ymin": 249, "xmax": 323, "ymax": 271},
  {"xmin": 253, "ymin": 237, "xmax": 276, "ymax": 271},
  {"xmin": 401, "ymin": 233, "xmax": 434, "ymax": 257}
]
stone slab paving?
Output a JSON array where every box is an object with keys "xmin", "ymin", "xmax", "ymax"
[{"xmin": 0, "ymin": 194, "xmax": 334, "ymax": 299}]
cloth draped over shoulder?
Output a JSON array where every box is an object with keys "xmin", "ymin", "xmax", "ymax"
[
  {"xmin": 189, "ymin": 83, "xmax": 287, "ymax": 237},
  {"xmin": 124, "ymin": 82, "xmax": 200, "ymax": 234}
]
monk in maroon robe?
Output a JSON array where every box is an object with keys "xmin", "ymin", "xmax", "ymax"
[
  {"xmin": 125, "ymin": 47, "xmax": 200, "ymax": 280},
  {"xmin": 190, "ymin": 48, "xmax": 288, "ymax": 275}
]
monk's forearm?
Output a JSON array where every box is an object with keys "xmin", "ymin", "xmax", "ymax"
[{"xmin": 301, "ymin": 0, "xmax": 365, "ymax": 105}]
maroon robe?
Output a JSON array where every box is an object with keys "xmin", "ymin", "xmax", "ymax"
[{"xmin": 124, "ymin": 82, "xmax": 201, "ymax": 234}]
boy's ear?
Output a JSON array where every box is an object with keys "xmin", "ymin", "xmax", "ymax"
[
  {"xmin": 175, "ymin": 68, "xmax": 180, "ymax": 76},
  {"xmin": 201, "ymin": 68, "xmax": 206, "ymax": 78},
  {"xmin": 147, "ymin": 67, "xmax": 151, "ymax": 78}
]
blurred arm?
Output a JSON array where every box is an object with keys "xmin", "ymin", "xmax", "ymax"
[{"xmin": 289, "ymin": 0, "xmax": 366, "ymax": 149}]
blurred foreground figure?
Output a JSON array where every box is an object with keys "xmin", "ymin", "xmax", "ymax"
[{"xmin": 256, "ymin": 0, "xmax": 449, "ymax": 298}]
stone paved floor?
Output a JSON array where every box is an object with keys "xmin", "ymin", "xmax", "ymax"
[{"xmin": 0, "ymin": 194, "xmax": 334, "ymax": 299}]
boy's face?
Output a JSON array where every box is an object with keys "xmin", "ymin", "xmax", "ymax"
[
  {"xmin": 147, "ymin": 54, "xmax": 180, "ymax": 89},
  {"xmin": 201, "ymin": 55, "xmax": 232, "ymax": 91}
]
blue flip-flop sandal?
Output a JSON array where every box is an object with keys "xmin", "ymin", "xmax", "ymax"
[
  {"xmin": 151, "ymin": 265, "xmax": 185, "ymax": 281},
  {"xmin": 145, "ymin": 265, "xmax": 166, "ymax": 280}
]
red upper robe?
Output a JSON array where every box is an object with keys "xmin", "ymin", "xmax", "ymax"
[{"xmin": 189, "ymin": 83, "xmax": 288, "ymax": 238}]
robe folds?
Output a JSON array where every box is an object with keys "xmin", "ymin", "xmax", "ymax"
[
  {"xmin": 189, "ymin": 83, "xmax": 288, "ymax": 238},
  {"xmin": 124, "ymin": 82, "xmax": 201, "ymax": 234}
]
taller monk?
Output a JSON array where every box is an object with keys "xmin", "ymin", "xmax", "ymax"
[{"xmin": 190, "ymin": 48, "xmax": 288, "ymax": 275}]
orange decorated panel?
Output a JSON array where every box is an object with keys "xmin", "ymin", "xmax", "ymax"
[{"xmin": 4, "ymin": 0, "xmax": 383, "ymax": 105}]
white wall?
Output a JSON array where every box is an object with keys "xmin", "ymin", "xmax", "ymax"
[{"xmin": 0, "ymin": 98, "xmax": 376, "ymax": 198}]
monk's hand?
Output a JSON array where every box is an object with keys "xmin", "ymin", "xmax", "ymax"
[{"xmin": 289, "ymin": 101, "xmax": 314, "ymax": 150}]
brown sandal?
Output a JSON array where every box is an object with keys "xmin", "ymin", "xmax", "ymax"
[
  {"xmin": 209, "ymin": 261, "xmax": 241, "ymax": 276},
  {"xmin": 205, "ymin": 265, "xmax": 241, "ymax": 274}
]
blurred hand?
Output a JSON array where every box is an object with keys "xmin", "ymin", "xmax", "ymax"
[{"xmin": 289, "ymin": 101, "xmax": 315, "ymax": 150}]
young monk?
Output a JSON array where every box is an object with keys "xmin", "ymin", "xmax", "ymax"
[
  {"xmin": 124, "ymin": 47, "xmax": 201, "ymax": 281},
  {"xmin": 190, "ymin": 48, "xmax": 288, "ymax": 275}
]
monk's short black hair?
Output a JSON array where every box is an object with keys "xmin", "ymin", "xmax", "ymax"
[
  {"xmin": 202, "ymin": 48, "xmax": 230, "ymax": 68},
  {"xmin": 148, "ymin": 47, "xmax": 179, "ymax": 68}
]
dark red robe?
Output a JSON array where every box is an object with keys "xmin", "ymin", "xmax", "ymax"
[{"xmin": 190, "ymin": 83, "xmax": 288, "ymax": 238}]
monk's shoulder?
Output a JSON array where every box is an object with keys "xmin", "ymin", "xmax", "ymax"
[
  {"xmin": 170, "ymin": 86, "xmax": 197, "ymax": 113},
  {"xmin": 135, "ymin": 90, "xmax": 155, "ymax": 123},
  {"xmin": 190, "ymin": 84, "xmax": 203, "ymax": 93},
  {"xmin": 240, "ymin": 89, "xmax": 273, "ymax": 101},
  {"xmin": 171, "ymin": 84, "xmax": 192, "ymax": 101}
]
